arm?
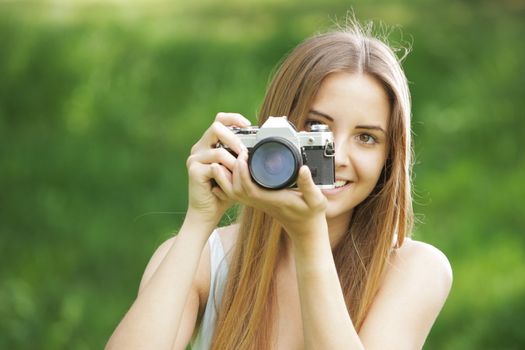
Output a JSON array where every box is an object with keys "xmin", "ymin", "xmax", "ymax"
[
  {"xmin": 213, "ymin": 150, "xmax": 452, "ymax": 348},
  {"xmin": 106, "ymin": 112, "xmax": 251, "ymax": 350},
  {"xmin": 293, "ymin": 235, "xmax": 453, "ymax": 350},
  {"xmin": 105, "ymin": 214, "xmax": 213, "ymax": 350},
  {"xmin": 292, "ymin": 224, "xmax": 362, "ymax": 350},
  {"xmin": 215, "ymin": 159, "xmax": 361, "ymax": 348}
]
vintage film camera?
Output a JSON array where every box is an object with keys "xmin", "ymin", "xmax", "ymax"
[{"xmin": 221, "ymin": 116, "xmax": 335, "ymax": 190}]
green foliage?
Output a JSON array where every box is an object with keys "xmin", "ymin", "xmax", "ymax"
[{"xmin": 1, "ymin": 1, "xmax": 523, "ymax": 349}]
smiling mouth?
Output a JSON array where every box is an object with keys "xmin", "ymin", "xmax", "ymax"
[
  {"xmin": 321, "ymin": 180, "xmax": 352, "ymax": 195},
  {"xmin": 334, "ymin": 180, "xmax": 349, "ymax": 188}
]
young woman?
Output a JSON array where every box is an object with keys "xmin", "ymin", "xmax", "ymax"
[{"xmin": 106, "ymin": 22, "xmax": 453, "ymax": 350}]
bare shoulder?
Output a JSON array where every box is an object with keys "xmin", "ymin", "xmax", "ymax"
[
  {"xmin": 359, "ymin": 238, "xmax": 453, "ymax": 348},
  {"xmin": 138, "ymin": 235, "xmax": 178, "ymax": 293},
  {"xmin": 387, "ymin": 238, "xmax": 453, "ymax": 296},
  {"xmin": 382, "ymin": 238, "xmax": 453, "ymax": 314},
  {"xmin": 137, "ymin": 224, "xmax": 240, "ymax": 313}
]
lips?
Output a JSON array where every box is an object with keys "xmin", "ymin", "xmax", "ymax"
[
  {"xmin": 334, "ymin": 180, "xmax": 349, "ymax": 188},
  {"xmin": 322, "ymin": 179, "xmax": 352, "ymax": 195}
]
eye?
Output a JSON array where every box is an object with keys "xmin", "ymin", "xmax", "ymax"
[
  {"xmin": 357, "ymin": 133, "xmax": 378, "ymax": 145},
  {"xmin": 303, "ymin": 119, "xmax": 324, "ymax": 131}
]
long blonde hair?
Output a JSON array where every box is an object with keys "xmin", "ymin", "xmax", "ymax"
[{"xmin": 211, "ymin": 22, "xmax": 413, "ymax": 349}]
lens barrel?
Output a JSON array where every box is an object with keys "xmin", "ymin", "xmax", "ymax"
[{"xmin": 248, "ymin": 137, "xmax": 302, "ymax": 189}]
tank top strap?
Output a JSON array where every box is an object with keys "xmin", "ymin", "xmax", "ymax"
[{"xmin": 191, "ymin": 229, "xmax": 229, "ymax": 349}]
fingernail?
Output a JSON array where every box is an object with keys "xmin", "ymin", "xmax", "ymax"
[
  {"xmin": 242, "ymin": 118, "xmax": 251, "ymax": 126},
  {"xmin": 301, "ymin": 166, "xmax": 309, "ymax": 177}
]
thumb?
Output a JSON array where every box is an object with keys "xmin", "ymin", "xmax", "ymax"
[{"xmin": 297, "ymin": 166, "xmax": 321, "ymax": 205}]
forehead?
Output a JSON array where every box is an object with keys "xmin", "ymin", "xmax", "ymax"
[{"xmin": 310, "ymin": 72, "xmax": 390, "ymax": 128}]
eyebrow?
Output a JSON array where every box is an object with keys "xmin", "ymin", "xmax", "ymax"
[
  {"xmin": 308, "ymin": 109, "xmax": 387, "ymax": 134},
  {"xmin": 309, "ymin": 109, "xmax": 334, "ymax": 121},
  {"xmin": 355, "ymin": 125, "xmax": 387, "ymax": 134}
]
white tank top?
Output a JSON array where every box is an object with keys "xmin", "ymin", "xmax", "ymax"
[
  {"xmin": 191, "ymin": 229, "xmax": 400, "ymax": 348},
  {"xmin": 191, "ymin": 230, "xmax": 229, "ymax": 349}
]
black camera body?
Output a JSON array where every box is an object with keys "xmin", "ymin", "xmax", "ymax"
[{"xmin": 224, "ymin": 116, "xmax": 335, "ymax": 190}]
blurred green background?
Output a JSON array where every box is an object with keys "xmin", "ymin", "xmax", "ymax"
[{"xmin": 1, "ymin": 0, "xmax": 524, "ymax": 349}]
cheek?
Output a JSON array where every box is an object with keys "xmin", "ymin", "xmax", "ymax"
[{"xmin": 353, "ymin": 151, "xmax": 386, "ymax": 184}]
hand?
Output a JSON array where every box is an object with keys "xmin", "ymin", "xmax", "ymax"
[
  {"xmin": 212, "ymin": 150, "xmax": 328, "ymax": 242},
  {"xmin": 186, "ymin": 112, "xmax": 250, "ymax": 227}
]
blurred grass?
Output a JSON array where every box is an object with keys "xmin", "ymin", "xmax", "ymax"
[{"xmin": 0, "ymin": 0, "xmax": 524, "ymax": 349}]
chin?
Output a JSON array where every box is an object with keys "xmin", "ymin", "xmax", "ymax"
[
  {"xmin": 324, "ymin": 192, "xmax": 369, "ymax": 221},
  {"xmin": 325, "ymin": 204, "xmax": 355, "ymax": 220}
]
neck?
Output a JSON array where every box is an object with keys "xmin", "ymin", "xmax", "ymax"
[{"xmin": 327, "ymin": 210, "xmax": 353, "ymax": 249}]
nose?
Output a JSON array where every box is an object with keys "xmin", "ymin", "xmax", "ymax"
[{"xmin": 334, "ymin": 135, "xmax": 350, "ymax": 168}]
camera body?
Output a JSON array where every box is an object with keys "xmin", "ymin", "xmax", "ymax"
[{"xmin": 225, "ymin": 116, "xmax": 335, "ymax": 190}]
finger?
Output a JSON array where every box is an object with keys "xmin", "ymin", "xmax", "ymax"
[
  {"xmin": 188, "ymin": 148, "xmax": 236, "ymax": 171},
  {"xmin": 211, "ymin": 186, "xmax": 228, "ymax": 201},
  {"xmin": 187, "ymin": 161, "xmax": 216, "ymax": 184},
  {"xmin": 237, "ymin": 150, "xmax": 257, "ymax": 196},
  {"xmin": 211, "ymin": 163, "xmax": 234, "ymax": 197},
  {"xmin": 232, "ymin": 152, "xmax": 244, "ymax": 197},
  {"xmin": 201, "ymin": 121, "xmax": 247, "ymax": 155},
  {"xmin": 215, "ymin": 112, "xmax": 251, "ymax": 127},
  {"xmin": 297, "ymin": 166, "xmax": 324, "ymax": 208},
  {"xmin": 232, "ymin": 150, "xmax": 263, "ymax": 204}
]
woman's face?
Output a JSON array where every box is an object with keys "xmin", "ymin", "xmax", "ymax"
[{"xmin": 305, "ymin": 72, "xmax": 390, "ymax": 220}]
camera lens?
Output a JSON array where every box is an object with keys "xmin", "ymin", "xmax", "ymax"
[{"xmin": 249, "ymin": 137, "xmax": 301, "ymax": 189}]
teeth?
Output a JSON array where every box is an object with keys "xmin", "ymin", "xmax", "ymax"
[{"xmin": 334, "ymin": 180, "xmax": 348, "ymax": 188}]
